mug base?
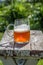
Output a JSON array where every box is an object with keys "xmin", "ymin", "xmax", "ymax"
[
  {"xmin": 14, "ymin": 41, "xmax": 29, "ymax": 49},
  {"xmin": 14, "ymin": 41, "xmax": 29, "ymax": 44}
]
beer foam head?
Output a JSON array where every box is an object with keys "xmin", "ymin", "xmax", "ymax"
[{"xmin": 14, "ymin": 24, "xmax": 30, "ymax": 32}]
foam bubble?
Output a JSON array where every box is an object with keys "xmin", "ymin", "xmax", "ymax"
[{"xmin": 14, "ymin": 24, "xmax": 30, "ymax": 32}]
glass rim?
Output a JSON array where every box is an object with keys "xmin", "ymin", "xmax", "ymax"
[{"xmin": 14, "ymin": 18, "xmax": 29, "ymax": 21}]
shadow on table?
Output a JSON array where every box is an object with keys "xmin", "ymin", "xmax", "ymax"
[{"xmin": 14, "ymin": 42, "xmax": 28, "ymax": 49}]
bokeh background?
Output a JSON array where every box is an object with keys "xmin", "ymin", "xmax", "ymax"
[{"xmin": 0, "ymin": 0, "xmax": 43, "ymax": 40}]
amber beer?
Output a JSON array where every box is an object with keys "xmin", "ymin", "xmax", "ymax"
[{"xmin": 14, "ymin": 24, "xmax": 30, "ymax": 43}]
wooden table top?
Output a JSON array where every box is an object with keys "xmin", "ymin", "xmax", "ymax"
[{"xmin": 0, "ymin": 30, "xmax": 43, "ymax": 51}]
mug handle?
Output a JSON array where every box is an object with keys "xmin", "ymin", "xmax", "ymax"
[{"xmin": 6, "ymin": 24, "xmax": 14, "ymax": 38}]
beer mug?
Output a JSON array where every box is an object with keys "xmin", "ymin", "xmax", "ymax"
[{"xmin": 7, "ymin": 18, "xmax": 30, "ymax": 44}]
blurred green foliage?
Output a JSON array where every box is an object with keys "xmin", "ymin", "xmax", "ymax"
[
  {"xmin": 37, "ymin": 59, "xmax": 43, "ymax": 65},
  {"xmin": 0, "ymin": 0, "xmax": 43, "ymax": 32},
  {"xmin": 0, "ymin": 60, "xmax": 3, "ymax": 65}
]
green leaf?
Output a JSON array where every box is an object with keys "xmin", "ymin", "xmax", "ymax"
[
  {"xmin": 0, "ymin": 60, "xmax": 3, "ymax": 65},
  {"xmin": 37, "ymin": 59, "xmax": 43, "ymax": 65}
]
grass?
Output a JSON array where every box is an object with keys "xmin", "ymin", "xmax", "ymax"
[{"xmin": 0, "ymin": 32, "xmax": 4, "ymax": 41}]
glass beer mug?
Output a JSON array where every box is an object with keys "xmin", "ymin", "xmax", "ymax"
[{"xmin": 7, "ymin": 18, "xmax": 30, "ymax": 44}]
